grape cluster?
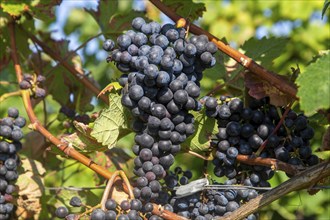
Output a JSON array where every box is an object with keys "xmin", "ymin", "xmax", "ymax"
[
  {"xmin": 171, "ymin": 185, "xmax": 258, "ymax": 220},
  {"xmin": 19, "ymin": 73, "xmax": 46, "ymax": 98},
  {"xmin": 91, "ymin": 198, "xmax": 160, "ymax": 220},
  {"xmin": 206, "ymin": 96, "xmax": 318, "ymax": 183},
  {"xmin": 103, "ymin": 17, "xmax": 217, "ymax": 203},
  {"xmin": 55, "ymin": 196, "xmax": 81, "ymax": 220},
  {"xmin": 0, "ymin": 108, "xmax": 25, "ymax": 219},
  {"xmin": 158, "ymin": 167, "xmax": 258, "ymax": 219},
  {"xmin": 55, "ymin": 196, "xmax": 160, "ymax": 220}
]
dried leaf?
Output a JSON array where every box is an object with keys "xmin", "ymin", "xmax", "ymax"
[
  {"xmin": 244, "ymin": 71, "xmax": 293, "ymax": 106},
  {"xmin": 16, "ymin": 158, "xmax": 45, "ymax": 219}
]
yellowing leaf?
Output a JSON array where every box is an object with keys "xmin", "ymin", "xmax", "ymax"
[
  {"xmin": 16, "ymin": 158, "xmax": 45, "ymax": 219},
  {"xmin": 1, "ymin": 2, "xmax": 28, "ymax": 16}
]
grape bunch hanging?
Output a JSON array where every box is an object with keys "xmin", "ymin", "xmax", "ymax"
[
  {"xmin": 0, "ymin": 108, "xmax": 25, "ymax": 220},
  {"xmin": 103, "ymin": 16, "xmax": 217, "ymax": 204}
]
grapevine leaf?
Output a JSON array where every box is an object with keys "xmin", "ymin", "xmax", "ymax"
[
  {"xmin": 29, "ymin": 0, "xmax": 61, "ymax": 21},
  {"xmin": 322, "ymin": 0, "xmax": 330, "ymax": 19},
  {"xmin": 296, "ymin": 53, "xmax": 330, "ymax": 115},
  {"xmin": 16, "ymin": 158, "xmax": 45, "ymax": 219},
  {"xmin": 162, "ymin": 0, "xmax": 206, "ymax": 21},
  {"xmin": 241, "ymin": 37, "xmax": 293, "ymax": 105},
  {"xmin": 105, "ymin": 10, "xmax": 146, "ymax": 39},
  {"xmin": 85, "ymin": 0, "xmax": 118, "ymax": 32},
  {"xmin": 245, "ymin": 72, "xmax": 294, "ymax": 106},
  {"xmin": 242, "ymin": 37, "xmax": 289, "ymax": 69},
  {"xmin": 91, "ymin": 91, "xmax": 132, "ymax": 149},
  {"xmin": 61, "ymin": 121, "xmax": 107, "ymax": 152},
  {"xmin": 183, "ymin": 109, "xmax": 218, "ymax": 152},
  {"xmin": 35, "ymin": 33, "xmax": 96, "ymax": 110}
]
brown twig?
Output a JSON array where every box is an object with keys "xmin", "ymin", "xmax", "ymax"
[
  {"xmin": 236, "ymin": 154, "xmax": 303, "ymax": 176},
  {"xmin": 152, "ymin": 204, "xmax": 189, "ymax": 220},
  {"xmin": 187, "ymin": 150, "xmax": 211, "ymax": 160},
  {"xmin": 19, "ymin": 27, "xmax": 109, "ymax": 104},
  {"xmin": 9, "ymin": 21, "xmax": 112, "ymax": 180},
  {"xmin": 217, "ymin": 161, "xmax": 330, "ymax": 220},
  {"xmin": 149, "ymin": 0, "xmax": 298, "ymax": 100}
]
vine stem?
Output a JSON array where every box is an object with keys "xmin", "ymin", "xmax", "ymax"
[
  {"xmin": 0, "ymin": 90, "xmax": 21, "ymax": 102},
  {"xmin": 19, "ymin": 26, "xmax": 109, "ymax": 105},
  {"xmin": 149, "ymin": 0, "xmax": 298, "ymax": 99},
  {"xmin": 152, "ymin": 204, "xmax": 189, "ymax": 220},
  {"xmin": 216, "ymin": 161, "xmax": 330, "ymax": 220},
  {"xmin": 236, "ymin": 154, "xmax": 303, "ymax": 175},
  {"xmin": 8, "ymin": 21, "xmax": 112, "ymax": 180},
  {"xmin": 187, "ymin": 151, "xmax": 302, "ymax": 175}
]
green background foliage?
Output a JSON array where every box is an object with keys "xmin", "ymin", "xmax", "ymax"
[{"xmin": 0, "ymin": 0, "xmax": 329, "ymax": 219}]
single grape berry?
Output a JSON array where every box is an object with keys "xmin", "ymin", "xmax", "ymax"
[
  {"xmin": 105, "ymin": 199, "xmax": 117, "ymax": 211},
  {"xmin": 19, "ymin": 80, "xmax": 32, "ymax": 89},
  {"xmin": 103, "ymin": 39, "xmax": 115, "ymax": 51},
  {"xmin": 36, "ymin": 75, "xmax": 46, "ymax": 83},
  {"xmin": 69, "ymin": 196, "xmax": 82, "ymax": 207},
  {"xmin": 91, "ymin": 208, "xmax": 106, "ymax": 220},
  {"xmin": 14, "ymin": 116, "xmax": 26, "ymax": 128},
  {"xmin": 8, "ymin": 108, "xmax": 19, "ymax": 118},
  {"xmin": 55, "ymin": 206, "xmax": 69, "ymax": 219}
]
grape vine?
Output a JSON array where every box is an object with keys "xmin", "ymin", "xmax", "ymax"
[{"xmin": 1, "ymin": 1, "xmax": 329, "ymax": 220}]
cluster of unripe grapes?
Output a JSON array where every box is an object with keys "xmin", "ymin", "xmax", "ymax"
[
  {"xmin": 103, "ymin": 16, "xmax": 217, "ymax": 206},
  {"xmin": 0, "ymin": 108, "xmax": 25, "ymax": 219},
  {"xmin": 19, "ymin": 73, "xmax": 46, "ymax": 98}
]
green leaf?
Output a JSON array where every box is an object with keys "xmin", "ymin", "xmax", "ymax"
[
  {"xmin": 296, "ymin": 52, "xmax": 330, "ymax": 115},
  {"xmin": 183, "ymin": 109, "xmax": 218, "ymax": 152},
  {"xmin": 322, "ymin": 0, "xmax": 330, "ymax": 19},
  {"xmin": 0, "ymin": 1, "xmax": 27, "ymax": 16},
  {"xmin": 104, "ymin": 10, "xmax": 146, "ymax": 39},
  {"xmin": 162, "ymin": 0, "xmax": 206, "ymax": 21},
  {"xmin": 91, "ymin": 91, "xmax": 132, "ymax": 149},
  {"xmin": 242, "ymin": 37, "xmax": 289, "ymax": 69}
]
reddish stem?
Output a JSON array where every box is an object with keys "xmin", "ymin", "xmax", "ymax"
[
  {"xmin": 9, "ymin": 21, "xmax": 112, "ymax": 179},
  {"xmin": 255, "ymin": 102, "xmax": 293, "ymax": 155},
  {"xmin": 149, "ymin": 0, "xmax": 298, "ymax": 100},
  {"xmin": 236, "ymin": 155, "xmax": 303, "ymax": 176}
]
